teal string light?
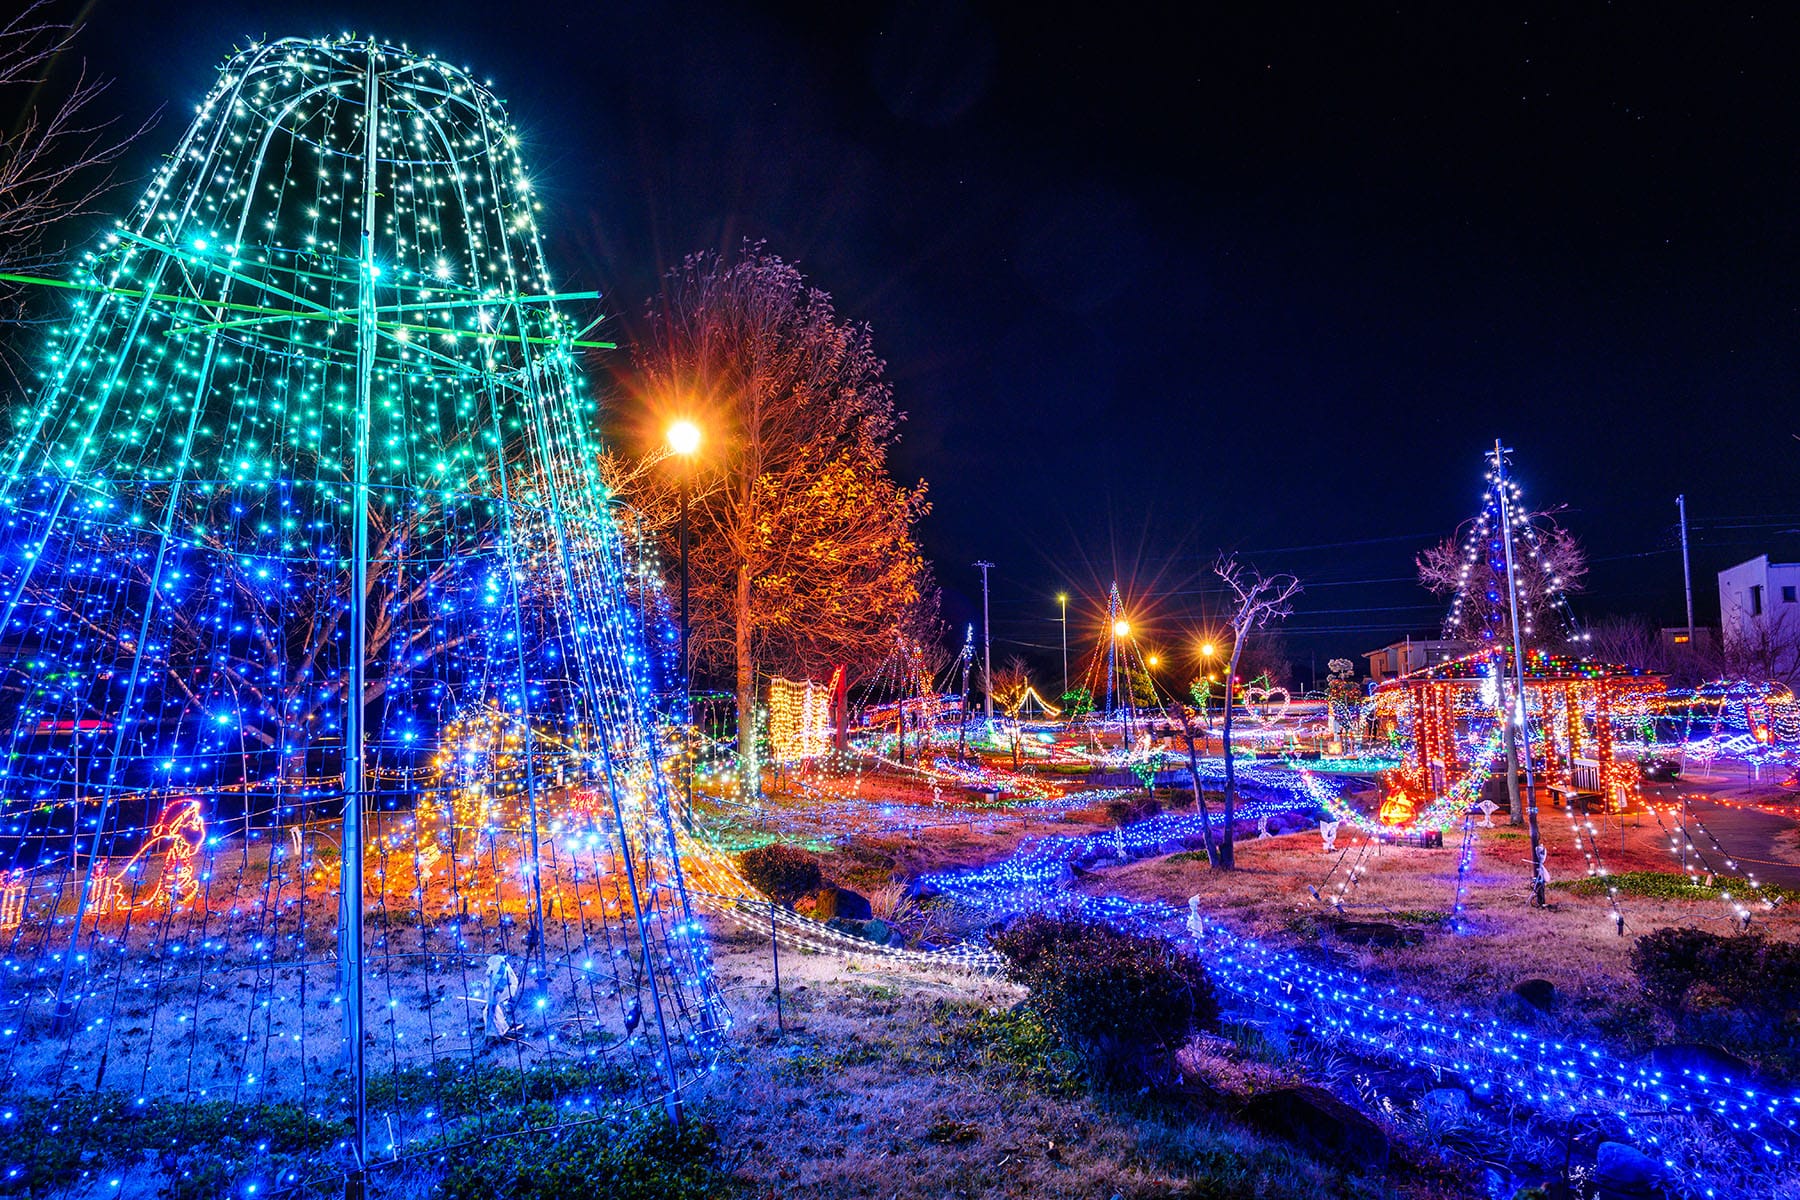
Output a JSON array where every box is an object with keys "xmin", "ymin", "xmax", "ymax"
[{"xmin": 0, "ymin": 34, "xmax": 723, "ymax": 1192}]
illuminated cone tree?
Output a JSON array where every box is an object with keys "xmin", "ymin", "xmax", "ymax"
[{"xmin": 0, "ymin": 36, "xmax": 721, "ymax": 1182}]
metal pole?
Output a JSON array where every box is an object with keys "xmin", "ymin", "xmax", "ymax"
[
  {"xmin": 974, "ymin": 562, "xmax": 994, "ymax": 723},
  {"xmin": 680, "ymin": 471, "xmax": 692, "ymax": 825},
  {"xmin": 1059, "ymin": 594, "xmax": 1068, "ymax": 700},
  {"xmin": 340, "ymin": 41, "xmax": 379, "ymax": 1197},
  {"xmin": 1677, "ymin": 494, "xmax": 1695, "ymax": 644},
  {"xmin": 1495, "ymin": 440, "xmax": 1545, "ymax": 906},
  {"xmin": 1106, "ymin": 584, "xmax": 1118, "ymax": 716},
  {"xmin": 769, "ymin": 899, "xmax": 785, "ymax": 1036}
]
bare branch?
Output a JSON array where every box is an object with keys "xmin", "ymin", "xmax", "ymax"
[{"xmin": 0, "ymin": 0, "xmax": 158, "ymax": 373}]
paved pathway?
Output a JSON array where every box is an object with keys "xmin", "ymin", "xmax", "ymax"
[{"xmin": 1643, "ymin": 772, "xmax": 1800, "ymax": 889}]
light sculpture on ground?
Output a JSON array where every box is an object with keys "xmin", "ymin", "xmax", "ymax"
[{"xmin": 0, "ymin": 35, "xmax": 722, "ymax": 1192}]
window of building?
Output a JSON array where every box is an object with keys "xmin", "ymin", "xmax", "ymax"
[
  {"xmin": 1751, "ymin": 584, "xmax": 1764, "ymax": 616},
  {"xmin": 1785, "ymin": 585, "xmax": 1798, "ymax": 604}
]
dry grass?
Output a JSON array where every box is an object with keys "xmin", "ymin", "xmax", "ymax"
[
  {"xmin": 695, "ymin": 922, "xmax": 1468, "ymax": 1199},
  {"xmin": 1092, "ymin": 812, "xmax": 1800, "ymax": 1047}
]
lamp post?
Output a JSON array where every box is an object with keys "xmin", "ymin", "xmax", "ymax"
[
  {"xmin": 667, "ymin": 419, "xmax": 701, "ymax": 823},
  {"xmin": 1112, "ymin": 616, "xmax": 1131, "ymax": 743},
  {"xmin": 1197, "ymin": 641, "xmax": 1218, "ymax": 732},
  {"xmin": 1056, "ymin": 593, "xmax": 1068, "ymax": 701}
]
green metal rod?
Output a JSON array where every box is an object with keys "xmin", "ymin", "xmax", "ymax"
[{"xmin": 0, "ymin": 271, "xmax": 616, "ymax": 349}]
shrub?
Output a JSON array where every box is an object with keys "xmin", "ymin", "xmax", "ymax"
[
  {"xmin": 1629, "ymin": 927, "xmax": 1800, "ymax": 1014},
  {"xmin": 737, "ymin": 843, "xmax": 822, "ymax": 907},
  {"xmin": 991, "ymin": 913, "xmax": 1218, "ymax": 1087},
  {"xmin": 1564, "ymin": 870, "xmax": 1800, "ymax": 905},
  {"xmin": 1630, "ymin": 927, "xmax": 1800, "ymax": 1072},
  {"xmin": 1101, "ymin": 793, "xmax": 1162, "ymax": 826},
  {"xmin": 433, "ymin": 1114, "xmax": 723, "ymax": 1200}
]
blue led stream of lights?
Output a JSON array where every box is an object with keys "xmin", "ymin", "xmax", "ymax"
[{"xmin": 917, "ymin": 799, "xmax": 1797, "ymax": 1193}]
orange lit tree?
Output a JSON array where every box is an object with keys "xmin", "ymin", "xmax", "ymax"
[{"xmin": 620, "ymin": 242, "xmax": 934, "ymax": 783}]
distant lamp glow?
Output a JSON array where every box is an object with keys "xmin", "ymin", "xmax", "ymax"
[
  {"xmin": 1147, "ymin": 654, "xmax": 1160, "ymax": 668},
  {"xmin": 666, "ymin": 419, "xmax": 702, "ymax": 457},
  {"xmin": 1113, "ymin": 619, "xmax": 1131, "ymax": 638},
  {"xmin": 1199, "ymin": 642, "xmax": 1216, "ymax": 657}
]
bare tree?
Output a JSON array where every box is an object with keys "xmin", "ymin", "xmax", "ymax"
[
  {"xmin": 1722, "ymin": 609, "xmax": 1800, "ymax": 688},
  {"xmin": 1214, "ymin": 556, "xmax": 1301, "ymax": 869},
  {"xmin": 1418, "ymin": 517, "xmax": 1586, "ymax": 644},
  {"xmin": 623, "ymin": 242, "xmax": 934, "ymax": 783},
  {"xmin": 1583, "ymin": 614, "xmax": 1664, "ymax": 673},
  {"xmin": 1419, "ymin": 494, "xmax": 1587, "ymax": 827},
  {"xmin": 0, "ymin": 3, "xmax": 150, "ymax": 351},
  {"xmin": 1580, "ymin": 613, "xmax": 1717, "ymax": 684},
  {"xmin": 27, "ymin": 481, "xmax": 495, "ymax": 785},
  {"xmin": 990, "ymin": 654, "xmax": 1031, "ymax": 715},
  {"xmin": 1173, "ymin": 701, "xmax": 1220, "ymax": 866}
]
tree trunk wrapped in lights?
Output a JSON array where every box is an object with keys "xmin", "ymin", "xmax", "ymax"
[
  {"xmin": 0, "ymin": 34, "xmax": 724, "ymax": 1180},
  {"xmin": 620, "ymin": 242, "xmax": 936, "ymax": 790}
]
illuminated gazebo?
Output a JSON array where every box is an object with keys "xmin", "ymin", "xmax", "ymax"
[{"xmin": 1371, "ymin": 648, "xmax": 1664, "ymax": 827}]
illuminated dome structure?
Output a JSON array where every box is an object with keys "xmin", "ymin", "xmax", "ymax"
[{"xmin": 0, "ymin": 35, "xmax": 720, "ymax": 1185}]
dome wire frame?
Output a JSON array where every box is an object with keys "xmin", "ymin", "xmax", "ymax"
[{"xmin": 0, "ymin": 35, "xmax": 726, "ymax": 1190}]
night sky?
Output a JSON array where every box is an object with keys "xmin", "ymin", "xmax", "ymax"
[{"xmin": 62, "ymin": 2, "xmax": 1800, "ymax": 684}]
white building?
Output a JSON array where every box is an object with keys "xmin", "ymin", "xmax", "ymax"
[{"xmin": 1717, "ymin": 555, "xmax": 1800, "ymax": 649}]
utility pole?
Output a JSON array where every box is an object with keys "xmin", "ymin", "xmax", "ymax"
[
  {"xmin": 1677, "ymin": 494, "xmax": 1695, "ymax": 644},
  {"xmin": 975, "ymin": 561, "xmax": 995, "ymax": 724},
  {"xmin": 1494, "ymin": 440, "xmax": 1546, "ymax": 906},
  {"xmin": 1057, "ymin": 593, "xmax": 1068, "ymax": 699}
]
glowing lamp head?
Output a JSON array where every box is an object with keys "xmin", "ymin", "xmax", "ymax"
[
  {"xmin": 1113, "ymin": 619, "xmax": 1131, "ymax": 638},
  {"xmin": 1200, "ymin": 642, "xmax": 1216, "ymax": 657},
  {"xmin": 1147, "ymin": 654, "xmax": 1160, "ymax": 668},
  {"xmin": 666, "ymin": 419, "xmax": 702, "ymax": 457}
]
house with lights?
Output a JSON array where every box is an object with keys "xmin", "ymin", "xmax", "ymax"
[{"xmin": 1718, "ymin": 555, "xmax": 1800, "ymax": 650}]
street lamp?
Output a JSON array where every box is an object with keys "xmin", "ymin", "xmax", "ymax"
[
  {"xmin": 1056, "ymin": 593, "xmax": 1068, "ymax": 701},
  {"xmin": 1113, "ymin": 618, "xmax": 1131, "ymax": 639},
  {"xmin": 667, "ymin": 418, "xmax": 701, "ymax": 457},
  {"xmin": 1196, "ymin": 640, "xmax": 1219, "ymax": 727},
  {"xmin": 667, "ymin": 419, "xmax": 701, "ymax": 821}
]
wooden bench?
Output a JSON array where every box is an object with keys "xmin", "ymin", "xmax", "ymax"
[{"xmin": 1545, "ymin": 758, "xmax": 1601, "ymax": 810}]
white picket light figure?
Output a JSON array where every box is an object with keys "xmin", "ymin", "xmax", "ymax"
[
  {"xmin": 484, "ymin": 954, "xmax": 520, "ymax": 1039},
  {"xmin": 1478, "ymin": 800, "xmax": 1501, "ymax": 829},
  {"xmin": 1319, "ymin": 820, "xmax": 1340, "ymax": 853}
]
